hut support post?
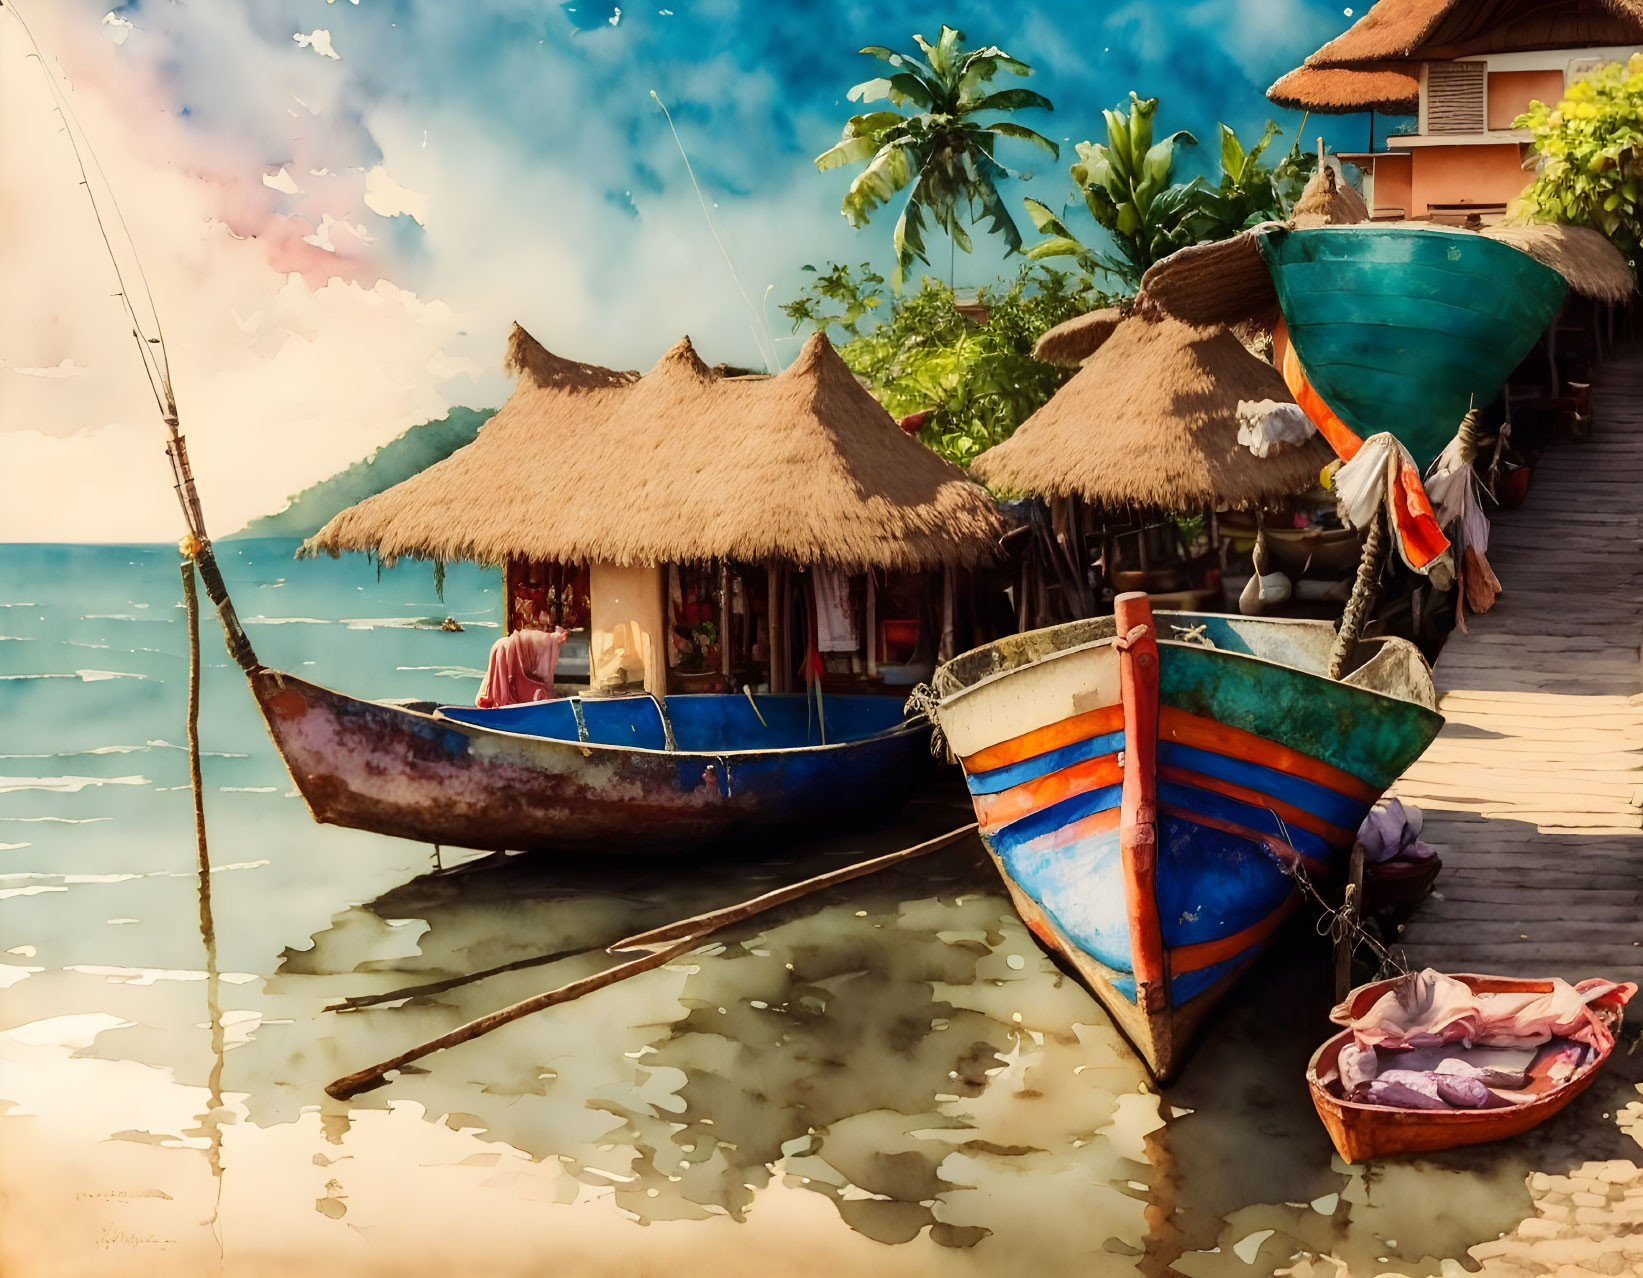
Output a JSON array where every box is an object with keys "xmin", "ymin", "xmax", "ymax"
[
  {"xmin": 939, "ymin": 566, "xmax": 956, "ymax": 663},
  {"xmin": 1327, "ymin": 506, "xmax": 1387, "ymax": 680},
  {"xmin": 865, "ymin": 571, "xmax": 877, "ymax": 678},
  {"xmin": 719, "ymin": 561, "xmax": 732, "ymax": 679},
  {"xmin": 766, "ymin": 562, "xmax": 784, "ymax": 693}
]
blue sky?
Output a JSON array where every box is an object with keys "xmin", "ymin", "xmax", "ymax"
[{"xmin": 1, "ymin": 0, "xmax": 1375, "ymax": 538}]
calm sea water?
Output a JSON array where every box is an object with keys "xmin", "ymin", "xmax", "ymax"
[{"xmin": 1, "ymin": 540, "xmax": 1637, "ymax": 1277}]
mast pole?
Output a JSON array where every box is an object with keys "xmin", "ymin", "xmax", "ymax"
[{"xmin": 5, "ymin": 0, "xmax": 256, "ymax": 670}]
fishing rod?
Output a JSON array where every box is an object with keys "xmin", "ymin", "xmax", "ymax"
[{"xmin": 3, "ymin": 0, "xmax": 257, "ymax": 671}]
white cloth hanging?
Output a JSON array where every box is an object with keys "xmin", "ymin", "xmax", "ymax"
[{"xmin": 812, "ymin": 568, "xmax": 858, "ymax": 653}]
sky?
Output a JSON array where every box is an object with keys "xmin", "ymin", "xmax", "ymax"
[{"xmin": 0, "ymin": 0, "xmax": 1371, "ymax": 541}]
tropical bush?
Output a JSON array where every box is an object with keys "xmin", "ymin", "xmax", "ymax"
[
  {"xmin": 782, "ymin": 264, "xmax": 1100, "ymax": 464},
  {"xmin": 813, "ymin": 25, "xmax": 1058, "ymax": 290},
  {"xmin": 1514, "ymin": 54, "xmax": 1643, "ymax": 268}
]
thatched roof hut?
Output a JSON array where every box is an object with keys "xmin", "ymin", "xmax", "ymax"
[
  {"xmin": 974, "ymin": 315, "xmax": 1333, "ymax": 511},
  {"xmin": 1302, "ymin": 0, "xmax": 1643, "ymax": 66},
  {"xmin": 304, "ymin": 325, "xmax": 1002, "ymax": 572},
  {"xmin": 1267, "ymin": 63, "xmax": 1420, "ymax": 114}
]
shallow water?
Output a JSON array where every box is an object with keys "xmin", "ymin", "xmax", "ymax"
[{"xmin": 2, "ymin": 541, "xmax": 1639, "ymax": 1277}]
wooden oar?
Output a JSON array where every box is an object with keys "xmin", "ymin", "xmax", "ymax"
[
  {"xmin": 326, "ymin": 937, "xmax": 700, "ymax": 1099},
  {"xmin": 323, "ymin": 822, "xmax": 978, "ymax": 1101},
  {"xmin": 607, "ymin": 822, "xmax": 977, "ymax": 953}
]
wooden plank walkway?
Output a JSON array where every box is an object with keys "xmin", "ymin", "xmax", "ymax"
[{"xmin": 1391, "ymin": 341, "xmax": 1643, "ymax": 985}]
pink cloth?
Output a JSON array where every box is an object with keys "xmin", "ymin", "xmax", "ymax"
[
  {"xmin": 1327, "ymin": 970, "xmax": 1635, "ymax": 1111},
  {"xmin": 477, "ymin": 627, "xmax": 567, "ymax": 708},
  {"xmin": 1332, "ymin": 969, "xmax": 1634, "ymax": 1053}
]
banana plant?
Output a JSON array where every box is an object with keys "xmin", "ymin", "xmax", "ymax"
[
  {"xmin": 1023, "ymin": 93, "xmax": 1210, "ymax": 291},
  {"xmin": 814, "ymin": 25, "xmax": 1058, "ymax": 290}
]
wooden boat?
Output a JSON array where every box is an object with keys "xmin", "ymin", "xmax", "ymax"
[
  {"xmin": 1216, "ymin": 514, "xmax": 1362, "ymax": 579},
  {"xmin": 250, "ymin": 666, "xmax": 933, "ymax": 855},
  {"xmin": 1308, "ymin": 973, "xmax": 1630, "ymax": 1163},
  {"xmin": 1258, "ymin": 226, "xmax": 1568, "ymax": 469},
  {"xmin": 930, "ymin": 593, "xmax": 1442, "ymax": 1080}
]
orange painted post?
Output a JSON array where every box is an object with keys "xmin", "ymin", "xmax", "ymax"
[{"xmin": 1114, "ymin": 592, "xmax": 1167, "ymax": 1015}]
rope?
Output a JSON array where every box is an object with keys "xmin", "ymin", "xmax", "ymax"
[
  {"xmin": 1327, "ymin": 504, "xmax": 1387, "ymax": 680},
  {"xmin": 903, "ymin": 683, "xmax": 950, "ymax": 760},
  {"xmin": 1283, "ymin": 855, "xmax": 1409, "ymax": 981}
]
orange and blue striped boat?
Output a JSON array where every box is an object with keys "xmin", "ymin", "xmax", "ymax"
[{"xmin": 932, "ymin": 594, "xmax": 1442, "ymax": 1080}]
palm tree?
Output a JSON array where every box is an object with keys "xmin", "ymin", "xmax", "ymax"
[{"xmin": 815, "ymin": 25, "xmax": 1057, "ymax": 290}]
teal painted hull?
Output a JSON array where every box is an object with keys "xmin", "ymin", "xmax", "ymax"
[{"xmin": 1259, "ymin": 227, "xmax": 1568, "ymax": 469}]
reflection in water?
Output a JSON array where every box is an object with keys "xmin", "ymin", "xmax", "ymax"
[{"xmin": 6, "ymin": 541, "xmax": 1643, "ymax": 1276}]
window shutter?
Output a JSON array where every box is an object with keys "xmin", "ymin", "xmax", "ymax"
[{"xmin": 1426, "ymin": 61, "xmax": 1487, "ymax": 134}]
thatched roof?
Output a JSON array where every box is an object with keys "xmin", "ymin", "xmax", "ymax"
[
  {"xmin": 1032, "ymin": 305, "xmax": 1127, "ymax": 366},
  {"xmin": 1304, "ymin": 0, "xmax": 1643, "ymax": 65},
  {"xmin": 1267, "ymin": 63, "xmax": 1420, "ymax": 114},
  {"xmin": 304, "ymin": 325, "xmax": 1004, "ymax": 571},
  {"xmin": 1481, "ymin": 223, "xmax": 1637, "ymax": 304},
  {"xmin": 973, "ymin": 316, "xmax": 1334, "ymax": 511}
]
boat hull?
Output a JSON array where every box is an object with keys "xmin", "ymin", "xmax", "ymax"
[
  {"xmin": 1307, "ymin": 974, "xmax": 1623, "ymax": 1163},
  {"xmin": 249, "ymin": 667, "xmax": 934, "ymax": 855},
  {"xmin": 1258, "ymin": 226, "xmax": 1568, "ymax": 470},
  {"xmin": 934, "ymin": 605, "xmax": 1442, "ymax": 1080}
]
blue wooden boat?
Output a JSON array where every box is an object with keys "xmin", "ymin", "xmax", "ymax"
[
  {"xmin": 1258, "ymin": 225, "xmax": 1568, "ymax": 470},
  {"xmin": 931, "ymin": 595, "xmax": 1442, "ymax": 1080},
  {"xmin": 250, "ymin": 666, "xmax": 934, "ymax": 856}
]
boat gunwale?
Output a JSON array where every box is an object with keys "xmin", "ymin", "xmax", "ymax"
[
  {"xmin": 262, "ymin": 670, "xmax": 931, "ymax": 762},
  {"xmin": 933, "ymin": 615, "xmax": 1439, "ymax": 721}
]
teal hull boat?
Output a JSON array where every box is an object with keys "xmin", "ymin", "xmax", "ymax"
[{"xmin": 1258, "ymin": 227, "xmax": 1568, "ymax": 469}]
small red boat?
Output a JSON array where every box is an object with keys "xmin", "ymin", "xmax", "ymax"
[{"xmin": 1308, "ymin": 971, "xmax": 1633, "ymax": 1163}]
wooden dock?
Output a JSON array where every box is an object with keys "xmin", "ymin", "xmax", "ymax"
[{"xmin": 1391, "ymin": 343, "xmax": 1643, "ymax": 986}]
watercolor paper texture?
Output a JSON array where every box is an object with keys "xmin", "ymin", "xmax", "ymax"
[{"xmin": 7, "ymin": 4, "xmax": 1642, "ymax": 1278}]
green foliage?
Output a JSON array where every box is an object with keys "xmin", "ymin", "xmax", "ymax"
[
  {"xmin": 1022, "ymin": 93, "xmax": 1203, "ymax": 290},
  {"xmin": 815, "ymin": 25, "xmax": 1058, "ymax": 290},
  {"xmin": 1515, "ymin": 55, "xmax": 1643, "ymax": 268},
  {"xmin": 782, "ymin": 264, "xmax": 1102, "ymax": 465},
  {"xmin": 1024, "ymin": 100, "xmax": 1314, "ymax": 292}
]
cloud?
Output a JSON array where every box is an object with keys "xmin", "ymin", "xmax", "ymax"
[{"xmin": 2, "ymin": 0, "xmax": 1368, "ymax": 542}]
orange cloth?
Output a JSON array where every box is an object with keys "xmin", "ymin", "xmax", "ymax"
[
  {"xmin": 477, "ymin": 627, "xmax": 567, "ymax": 708},
  {"xmin": 1274, "ymin": 321, "xmax": 1450, "ymax": 572}
]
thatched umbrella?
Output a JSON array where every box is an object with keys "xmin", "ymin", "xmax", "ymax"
[
  {"xmin": 975, "ymin": 314, "xmax": 1333, "ymax": 510},
  {"xmin": 1267, "ymin": 63, "xmax": 1419, "ymax": 115},
  {"xmin": 305, "ymin": 325, "xmax": 1001, "ymax": 571}
]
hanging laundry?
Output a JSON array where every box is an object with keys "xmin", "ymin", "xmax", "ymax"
[
  {"xmin": 1235, "ymin": 399, "xmax": 1317, "ymax": 458},
  {"xmin": 477, "ymin": 626, "xmax": 567, "ymax": 708},
  {"xmin": 1332, "ymin": 432, "xmax": 1452, "ymax": 582},
  {"xmin": 812, "ymin": 568, "xmax": 858, "ymax": 653}
]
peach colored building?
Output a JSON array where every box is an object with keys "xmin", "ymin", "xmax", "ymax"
[{"xmin": 1269, "ymin": 0, "xmax": 1643, "ymax": 223}]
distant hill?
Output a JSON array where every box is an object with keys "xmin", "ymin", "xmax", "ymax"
[{"xmin": 233, "ymin": 406, "xmax": 495, "ymax": 539}]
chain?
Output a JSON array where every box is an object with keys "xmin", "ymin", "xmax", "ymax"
[{"xmin": 1266, "ymin": 810, "xmax": 1409, "ymax": 981}]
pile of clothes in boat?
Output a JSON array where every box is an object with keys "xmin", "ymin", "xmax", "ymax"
[{"xmin": 1326, "ymin": 969, "xmax": 1635, "ymax": 1111}]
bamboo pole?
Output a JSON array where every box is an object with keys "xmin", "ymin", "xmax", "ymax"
[
  {"xmin": 325, "ymin": 938, "xmax": 700, "ymax": 1100},
  {"xmin": 324, "ymin": 822, "xmax": 978, "ymax": 1100}
]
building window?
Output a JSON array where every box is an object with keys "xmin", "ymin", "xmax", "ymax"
[{"xmin": 1426, "ymin": 61, "xmax": 1487, "ymax": 133}]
